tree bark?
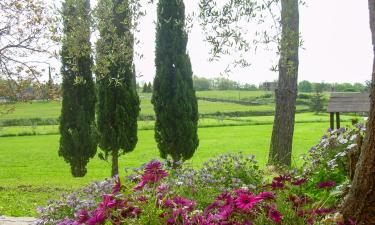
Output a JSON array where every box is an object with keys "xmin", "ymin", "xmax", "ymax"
[
  {"xmin": 268, "ymin": 0, "xmax": 299, "ymax": 166},
  {"xmin": 111, "ymin": 149, "xmax": 119, "ymax": 177},
  {"xmin": 341, "ymin": 1, "xmax": 375, "ymax": 223}
]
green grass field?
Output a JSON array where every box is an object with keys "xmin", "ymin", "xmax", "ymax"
[
  {"xmin": 1, "ymin": 99, "xmax": 279, "ymax": 119},
  {"xmin": 0, "ymin": 113, "xmax": 357, "ymax": 137},
  {"xmin": 0, "ymin": 121, "xmax": 352, "ymax": 216},
  {"xmin": 0, "ymin": 90, "xmax": 356, "ymax": 217}
]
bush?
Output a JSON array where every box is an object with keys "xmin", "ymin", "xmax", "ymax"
[{"xmin": 36, "ymin": 145, "xmax": 360, "ymax": 225}]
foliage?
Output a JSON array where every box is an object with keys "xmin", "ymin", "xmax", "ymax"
[
  {"xmin": 58, "ymin": 0, "xmax": 97, "ymax": 177},
  {"xmin": 142, "ymin": 82, "xmax": 152, "ymax": 93},
  {"xmin": 309, "ymin": 89, "xmax": 325, "ymax": 114},
  {"xmin": 299, "ymin": 81, "xmax": 313, "ymax": 93},
  {"xmin": 152, "ymin": 0, "xmax": 199, "ymax": 163},
  {"xmin": 302, "ymin": 126, "xmax": 364, "ymax": 184},
  {"xmin": 193, "ymin": 76, "xmax": 211, "ymax": 91},
  {"xmin": 0, "ymin": 0, "xmax": 58, "ymax": 83}
]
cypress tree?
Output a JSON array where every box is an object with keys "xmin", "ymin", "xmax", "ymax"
[
  {"xmin": 96, "ymin": 0, "xmax": 140, "ymax": 176},
  {"xmin": 152, "ymin": 0, "xmax": 199, "ymax": 166},
  {"xmin": 142, "ymin": 83, "xmax": 148, "ymax": 93},
  {"xmin": 59, "ymin": 0, "xmax": 97, "ymax": 177}
]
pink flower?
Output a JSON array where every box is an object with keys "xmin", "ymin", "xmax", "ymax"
[
  {"xmin": 312, "ymin": 208, "xmax": 336, "ymax": 215},
  {"xmin": 133, "ymin": 180, "xmax": 146, "ymax": 191},
  {"xmin": 235, "ymin": 193, "xmax": 261, "ymax": 211},
  {"xmin": 157, "ymin": 184, "xmax": 169, "ymax": 193},
  {"xmin": 268, "ymin": 207, "xmax": 283, "ymax": 224},
  {"xmin": 99, "ymin": 194, "xmax": 117, "ymax": 209},
  {"xmin": 273, "ymin": 174, "xmax": 291, "ymax": 183},
  {"xmin": 271, "ymin": 181, "xmax": 285, "ymax": 190},
  {"xmin": 87, "ymin": 208, "xmax": 106, "ymax": 225},
  {"xmin": 216, "ymin": 205, "xmax": 232, "ymax": 220},
  {"xmin": 137, "ymin": 195, "xmax": 148, "ymax": 203},
  {"xmin": 112, "ymin": 176, "xmax": 121, "ymax": 194},
  {"xmin": 316, "ymin": 181, "xmax": 336, "ymax": 189},
  {"xmin": 292, "ymin": 178, "xmax": 307, "ymax": 186},
  {"xmin": 258, "ymin": 192, "xmax": 275, "ymax": 200},
  {"xmin": 77, "ymin": 209, "xmax": 89, "ymax": 223}
]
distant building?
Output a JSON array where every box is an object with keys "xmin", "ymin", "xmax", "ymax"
[{"xmin": 260, "ymin": 81, "xmax": 277, "ymax": 91}]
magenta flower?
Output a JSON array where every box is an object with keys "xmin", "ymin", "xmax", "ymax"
[
  {"xmin": 134, "ymin": 160, "xmax": 168, "ymax": 191},
  {"xmin": 87, "ymin": 208, "xmax": 106, "ymax": 225},
  {"xmin": 316, "ymin": 181, "xmax": 336, "ymax": 189},
  {"xmin": 291, "ymin": 178, "xmax": 307, "ymax": 186},
  {"xmin": 273, "ymin": 174, "xmax": 291, "ymax": 183},
  {"xmin": 133, "ymin": 180, "xmax": 146, "ymax": 191},
  {"xmin": 99, "ymin": 194, "xmax": 117, "ymax": 209},
  {"xmin": 77, "ymin": 209, "xmax": 89, "ymax": 223},
  {"xmin": 235, "ymin": 193, "xmax": 261, "ymax": 211},
  {"xmin": 268, "ymin": 207, "xmax": 283, "ymax": 224},
  {"xmin": 157, "ymin": 184, "xmax": 169, "ymax": 193},
  {"xmin": 216, "ymin": 205, "xmax": 232, "ymax": 220},
  {"xmin": 258, "ymin": 192, "xmax": 275, "ymax": 200},
  {"xmin": 112, "ymin": 176, "xmax": 121, "ymax": 194},
  {"xmin": 312, "ymin": 208, "xmax": 336, "ymax": 215},
  {"xmin": 271, "ymin": 181, "xmax": 285, "ymax": 190}
]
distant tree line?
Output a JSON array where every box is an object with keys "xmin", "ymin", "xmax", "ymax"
[
  {"xmin": 298, "ymin": 80, "xmax": 371, "ymax": 93},
  {"xmin": 191, "ymin": 76, "xmax": 371, "ymax": 93},
  {"xmin": 193, "ymin": 76, "xmax": 258, "ymax": 91}
]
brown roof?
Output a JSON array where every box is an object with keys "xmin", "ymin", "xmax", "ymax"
[{"xmin": 327, "ymin": 93, "xmax": 370, "ymax": 113}]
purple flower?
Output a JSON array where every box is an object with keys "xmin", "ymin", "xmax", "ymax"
[
  {"xmin": 87, "ymin": 208, "xmax": 106, "ymax": 225},
  {"xmin": 77, "ymin": 209, "xmax": 89, "ymax": 223},
  {"xmin": 112, "ymin": 176, "xmax": 121, "ymax": 194},
  {"xmin": 316, "ymin": 181, "xmax": 336, "ymax": 189},
  {"xmin": 292, "ymin": 178, "xmax": 307, "ymax": 186},
  {"xmin": 271, "ymin": 181, "xmax": 285, "ymax": 190},
  {"xmin": 258, "ymin": 192, "xmax": 275, "ymax": 200},
  {"xmin": 99, "ymin": 194, "xmax": 117, "ymax": 209},
  {"xmin": 268, "ymin": 207, "xmax": 283, "ymax": 224},
  {"xmin": 235, "ymin": 193, "xmax": 261, "ymax": 211}
]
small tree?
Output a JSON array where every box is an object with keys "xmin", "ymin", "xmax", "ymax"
[
  {"xmin": 298, "ymin": 80, "xmax": 313, "ymax": 93},
  {"xmin": 152, "ymin": 0, "xmax": 199, "ymax": 166},
  {"xmin": 96, "ymin": 0, "xmax": 140, "ymax": 176},
  {"xmin": 147, "ymin": 82, "xmax": 153, "ymax": 92},
  {"xmin": 309, "ymin": 91, "xmax": 324, "ymax": 114},
  {"xmin": 142, "ymin": 83, "xmax": 149, "ymax": 93},
  {"xmin": 59, "ymin": 0, "xmax": 97, "ymax": 177}
]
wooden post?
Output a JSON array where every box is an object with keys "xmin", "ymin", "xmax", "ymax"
[
  {"xmin": 330, "ymin": 112, "xmax": 335, "ymax": 130},
  {"xmin": 336, "ymin": 112, "xmax": 341, "ymax": 129}
]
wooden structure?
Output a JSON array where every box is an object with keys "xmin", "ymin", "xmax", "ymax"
[{"xmin": 327, "ymin": 93, "xmax": 370, "ymax": 129}]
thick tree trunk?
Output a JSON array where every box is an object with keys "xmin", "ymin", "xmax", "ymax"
[
  {"xmin": 341, "ymin": 1, "xmax": 375, "ymax": 223},
  {"xmin": 268, "ymin": 0, "xmax": 299, "ymax": 166},
  {"xmin": 111, "ymin": 149, "xmax": 119, "ymax": 177}
]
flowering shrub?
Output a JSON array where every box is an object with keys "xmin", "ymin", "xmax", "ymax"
[
  {"xmin": 38, "ymin": 155, "xmax": 358, "ymax": 225},
  {"xmin": 35, "ymin": 179, "xmax": 114, "ymax": 225},
  {"xmin": 37, "ymin": 125, "xmax": 365, "ymax": 225},
  {"xmin": 165, "ymin": 153, "xmax": 263, "ymax": 208}
]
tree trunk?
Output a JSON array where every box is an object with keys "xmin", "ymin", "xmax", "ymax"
[
  {"xmin": 111, "ymin": 149, "xmax": 119, "ymax": 177},
  {"xmin": 341, "ymin": 1, "xmax": 375, "ymax": 223},
  {"xmin": 268, "ymin": 0, "xmax": 299, "ymax": 166}
]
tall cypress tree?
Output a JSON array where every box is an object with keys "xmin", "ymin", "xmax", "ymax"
[
  {"xmin": 59, "ymin": 0, "xmax": 97, "ymax": 177},
  {"xmin": 152, "ymin": 0, "xmax": 199, "ymax": 166},
  {"xmin": 96, "ymin": 0, "xmax": 140, "ymax": 176}
]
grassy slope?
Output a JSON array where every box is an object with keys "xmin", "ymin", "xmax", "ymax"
[
  {"xmin": 0, "ymin": 113, "xmax": 358, "ymax": 137},
  {"xmin": 0, "ymin": 122, "xmax": 352, "ymax": 216},
  {"xmin": 1, "ymin": 99, "xmax": 280, "ymax": 119}
]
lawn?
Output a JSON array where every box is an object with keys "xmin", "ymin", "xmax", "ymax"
[
  {"xmin": 1, "ymin": 99, "xmax": 280, "ymax": 120},
  {"xmin": 0, "ymin": 113, "xmax": 358, "ymax": 137},
  {"xmin": 196, "ymin": 90, "xmax": 272, "ymax": 101},
  {"xmin": 0, "ymin": 121, "xmax": 352, "ymax": 216}
]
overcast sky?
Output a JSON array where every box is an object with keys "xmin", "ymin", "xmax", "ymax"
[{"xmin": 132, "ymin": 0, "xmax": 373, "ymax": 85}]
